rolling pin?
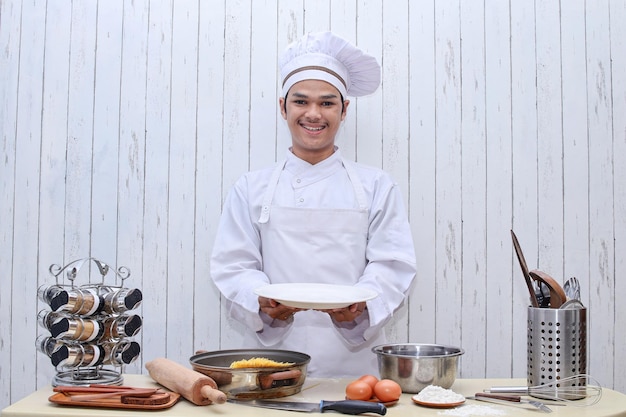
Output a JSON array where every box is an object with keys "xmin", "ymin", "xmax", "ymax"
[{"xmin": 145, "ymin": 358, "xmax": 227, "ymax": 405}]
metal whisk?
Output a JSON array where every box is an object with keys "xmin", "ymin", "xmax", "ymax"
[{"xmin": 485, "ymin": 374, "xmax": 602, "ymax": 406}]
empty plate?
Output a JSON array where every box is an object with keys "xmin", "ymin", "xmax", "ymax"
[{"xmin": 254, "ymin": 283, "xmax": 378, "ymax": 309}]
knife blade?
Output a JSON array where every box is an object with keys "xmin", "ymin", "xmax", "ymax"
[
  {"xmin": 228, "ymin": 398, "xmax": 387, "ymax": 415},
  {"xmin": 468, "ymin": 392, "xmax": 552, "ymax": 413}
]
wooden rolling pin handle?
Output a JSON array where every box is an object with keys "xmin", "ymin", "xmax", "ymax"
[{"xmin": 200, "ymin": 384, "xmax": 227, "ymax": 404}]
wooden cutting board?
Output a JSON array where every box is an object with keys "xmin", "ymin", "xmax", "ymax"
[{"xmin": 48, "ymin": 391, "xmax": 181, "ymax": 410}]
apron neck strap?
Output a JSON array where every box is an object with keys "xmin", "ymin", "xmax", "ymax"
[
  {"xmin": 258, "ymin": 160, "xmax": 286, "ymax": 224},
  {"xmin": 341, "ymin": 159, "xmax": 368, "ymax": 210}
]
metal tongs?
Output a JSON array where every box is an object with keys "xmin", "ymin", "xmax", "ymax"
[{"xmin": 468, "ymin": 392, "xmax": 553, "ymax": 413}]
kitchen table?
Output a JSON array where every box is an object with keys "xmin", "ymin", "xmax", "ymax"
[{"xmin": 2, "ymin": 374, "xmax": 626, "ymax": 417}]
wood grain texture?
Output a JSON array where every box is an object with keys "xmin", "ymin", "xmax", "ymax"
[
  {"xmin": 141, "ymin": 0, "xmax": 174, "ymax": 367},
  {"xmin": 585, "ymin": 0, "xmax": 615, "ymax": 390},
  {"xmin": 460, "ymin": 0, "xmax": 487, "ymax": 378},
  {"xmin": 11, "ymin": 0, "xmax": 47, "ymax": 402},
  {"xmin": 610, "ymin": 0, "xmax": 626, "ymax": 400},
  {"xmin": 1, "ymin": 0, "xmax": 625, "ymax": 410}
]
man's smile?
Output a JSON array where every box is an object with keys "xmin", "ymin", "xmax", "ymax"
[{"xmin": 301, "ymin": 123, "xmax": 326, "ymax": 132}]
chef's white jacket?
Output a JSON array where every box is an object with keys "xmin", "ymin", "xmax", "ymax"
[{"xmin": 211, "ymin": 148, "xmax": 416, "ymax": 377}]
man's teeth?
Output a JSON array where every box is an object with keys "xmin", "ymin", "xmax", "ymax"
[{"xmin": 303, "ymin": 126, "xmax": 324, "ymax": 131}]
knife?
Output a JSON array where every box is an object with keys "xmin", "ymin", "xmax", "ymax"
[
  {"xmin": 228, "ymin": 398, "xmax": 387, "ymax": 415},
  {"xmin": 468, "ymin": 392, "xmax": 552, "ymax": 413}
]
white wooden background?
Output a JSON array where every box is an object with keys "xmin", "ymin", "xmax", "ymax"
[{"xmin": 1, "ymin": 0, "xmax": 625, "ymax": 409}]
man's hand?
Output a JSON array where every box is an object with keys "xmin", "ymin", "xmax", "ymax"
[
  {"xmin": 319, "ymin": 302, "xmax": 367, "ymax": 322},
  {"xmin": 258, "ymin": 296, "xmax": 301, "ymax": 321}
]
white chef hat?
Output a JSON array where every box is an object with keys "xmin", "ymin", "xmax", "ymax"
[{"xmin": 279, "ymin": 31, "xmax": 381, "ymax": 98}]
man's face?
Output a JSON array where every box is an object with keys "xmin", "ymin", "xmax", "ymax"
[{"xmin": 279, "ymin": 79, "xmax": 350, "ymax": 164}]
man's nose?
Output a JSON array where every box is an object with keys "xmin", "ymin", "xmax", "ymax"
[{"xmin": 305, "ymin": 104, "xmax": 322, "ymax": 119}]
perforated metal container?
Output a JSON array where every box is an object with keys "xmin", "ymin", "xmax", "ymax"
[{"xmin": 527, "ymin": 306, "xmax": 587, "ymax": 396}]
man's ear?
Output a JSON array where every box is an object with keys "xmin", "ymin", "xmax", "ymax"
[
  {"xmin": 341, "ymin": 99, "xmax": 351, "ymax": 121},
  {"xmin": 279, "ymin": 97, "xmax": 287, "ymax": 120}
]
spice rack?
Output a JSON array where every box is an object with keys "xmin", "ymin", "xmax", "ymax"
[{"xmin": 36, "ymin": 257, "xmax": 143, "ymax": 386}]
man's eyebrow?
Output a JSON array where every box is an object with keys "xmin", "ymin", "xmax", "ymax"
[{"xmin": 290, "ymin": 92, "xmax": 340, "ymax": 100}]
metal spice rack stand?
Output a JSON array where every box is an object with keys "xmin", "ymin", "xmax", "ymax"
[{"xmin": 36, "ymin": 257, "xmax": 143, "ymax": 386}]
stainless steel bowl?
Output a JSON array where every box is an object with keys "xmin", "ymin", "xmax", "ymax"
[{"xmin": 372, "ymin": 343, "xmax": 464, "ymax": 393}]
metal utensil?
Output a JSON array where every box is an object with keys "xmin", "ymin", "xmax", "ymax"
[
  {"xmin": 228, "ymin": 398, "xmax": 387, "ymax": 415},
  {"xmin": 485, "ymin": 373, "xmax": 603, "ymax": 406},
  {"xmin": 468, "ymin": 392, "xmax": 552, "ymax": 413},
  {"xmin": 535, "ymin": 281, "xmax": 551, "ymax": 308},
  {"xmin": 563, "ymin": 276, "xmax": 581, "ymax": 300},
  {"xmin": 511, "ymin": 230, "xmax": 539, "ymax": 307},
  {"xmin": 529, "ymin": 270, "xmax": 566, "ymax": 308},
  {"xmin": 559, "ymin": 299, "xmax": 585, "ymax": 309}
]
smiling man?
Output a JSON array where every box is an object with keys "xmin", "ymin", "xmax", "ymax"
[
  {"xmin": 279, "ymin": 83, "xmax": 345, "ymax": 164},
  {"xmin": 210, "ymin": 32, "xmax": 417, "ymax": 377}
]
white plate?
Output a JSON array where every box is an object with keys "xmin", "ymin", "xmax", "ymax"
[{"xmin": 254, "ymin": 283, "xmax": 378, "ymax": 309}]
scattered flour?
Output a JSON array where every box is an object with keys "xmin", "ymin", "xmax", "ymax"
[
  {"xmin": 414, "ymin": 385, "xmax": 465, "ymax": 403},
  {"xmin": 438, "ymin": 404, "xmax": 509, "ymax": 416}
]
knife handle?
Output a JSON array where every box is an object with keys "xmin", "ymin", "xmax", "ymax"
[
  {"xmin": 486, "ymin": 386, "xmax": 530, "ymax": 394},
  {"xmin": 320, "ymin": 400, "xmax": 387, "ymax": 415},
  {"xmin": 476, "ymin": 392, "xmax": 521, "ymax": 402}
]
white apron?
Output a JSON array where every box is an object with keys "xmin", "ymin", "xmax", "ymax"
[{"xmin": 249, "ymin": 157, "xmax": 385, "ymax": 377}]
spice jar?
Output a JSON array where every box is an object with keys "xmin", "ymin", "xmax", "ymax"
[
  {"xmin": 49, "ymin": 316, "xmax": 103, "ymax": 342},
  {"xmin": 102, "ymin": 340, "xmax": 141, "ymax": 365},
  {"xmin": 50, "ymin": 342, "xmax": 105, "ymax": 368},
  {"xmin": 102, "ymin": 288, "xmax": 142, "ymax": 314},
  {"xmin": 37, "ymin": 285, "xmax": 64, "ymax": 308},
  {"xmin": 38, "ymin": 285, "xmax": 103, "ymax": 316},
  {"xmin": 37, "ymin": 310, "xmax": 67, "ymax": 330},
  {"xmin": 36, "ymin": 335, "xmax": 63, "ymax": 356},
  {"xmin": 101, "ymin": 314, "xmax": 142, "ymax": 340}
]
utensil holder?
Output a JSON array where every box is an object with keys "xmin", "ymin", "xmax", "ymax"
[{"xmin": 527, "ymin": 306, "xmax": 587, "ymax": 399}]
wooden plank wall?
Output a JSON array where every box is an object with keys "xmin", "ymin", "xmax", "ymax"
[{"xmin": 1, "ymin": 0, "xmax": 625, "ymax": 409}]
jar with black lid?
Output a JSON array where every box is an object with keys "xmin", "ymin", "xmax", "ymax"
[
  {"xmin": 102, "ymin": 314, "xmax": 142, "ymax": 340},
  {"xmin": 50, "ymin": 341, "xmax": 106, "ymax": 368},
  {"xmin": 51, "ymin": 317, "xmax": 103, "ymax": 342},
  {"xmin": 37, "ymin": 310, "xmax": 67, "ymax": 330},
  {"xmin": 38, "ymin": 285, "xmax": 103, "ymax": 316},
  {"xmin": 102, "ymin": 340, "xmax": 141, "ymax": 365},
  {"xmin": 101, "ymin": 288, "xmax": 142, "ymax": 314},
  {"xmin": 36, "ymin": 335, "xmax": 63, "ymax": 357}
]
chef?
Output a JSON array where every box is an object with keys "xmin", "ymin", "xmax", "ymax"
[{"xmin": 211, "ymin": 31, "xmax": 416, "ymax": 377}]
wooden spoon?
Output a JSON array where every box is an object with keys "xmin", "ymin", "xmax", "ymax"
[
  {"xmin": 528, "ymin": 269, "xmax": 566, "ymax": 308},
  {"xmin": 510, "ymin": 230, "xmax": 539, "ymax": 307}
]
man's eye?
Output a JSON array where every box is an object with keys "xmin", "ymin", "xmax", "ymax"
[
  {"xmin": 293, "ymin": 100, "xmax": 306, "ymax": 105},
  {"xmin": 322, "ymin": 101, "xmax": 335, "ymax": 107}
]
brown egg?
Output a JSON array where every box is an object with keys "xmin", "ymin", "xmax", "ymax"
[
  {"xmin": 373, "ymin": 379, "xmax": 402, "ymax": 402},
  {"xmin": 345, "ymin": 379, "xmax": 373, "ymax": 401},
  {"xmin": 358, "ymin": 374, "xmax": 379, "ymax": 391}
]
